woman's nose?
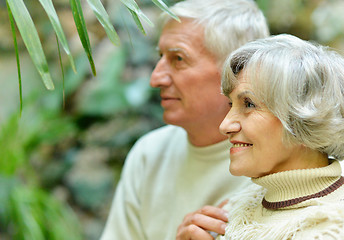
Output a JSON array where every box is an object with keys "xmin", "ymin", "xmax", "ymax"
[
  {"xmin": 219, "ymin": 111, "xmax": 241, "ymax": 136},
  {"xmin": 150, "ymin": 58, "xmax": 172, "ymax": 88}
]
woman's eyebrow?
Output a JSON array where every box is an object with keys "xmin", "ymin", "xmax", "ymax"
[
  {"xmin": 229, "ymin": 90, "xmax": 254, "ymax": 100},
  {"xmin": 237, "ymin": 90, "xmax": 254, "ymax": 99}
]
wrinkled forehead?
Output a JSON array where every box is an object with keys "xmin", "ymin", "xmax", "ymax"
[
  {"xmin": 222, "ymin": 59, "xmax": 251, "ymax": 97},
  {"xmin": 222, "ymin": 49, "xmax": 272, "ymax": 99},
  {"xmin": 226, "ymin": 70, "xmax": 255, "ymax": 97}
]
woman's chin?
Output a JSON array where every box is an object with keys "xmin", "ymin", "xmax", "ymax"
[{"xmin": 229, "ymin": 166, "xmax": 245, "ymax": 177}]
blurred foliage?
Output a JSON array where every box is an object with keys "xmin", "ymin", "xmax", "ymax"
[
  {"xmin": 0, "ymin": 1, "xmax": 165, "ymax": 239},
  {"xmin": 1, "ymin": 0, "xmax": 344, "ymax": 239},
  {"xmin": 0, "ymin": 113, "xmax": 82, "ymax": 240},
  {"xmin": 0, "ymin": 178, "xmax": 82, "ymax": 240},
  {"xmin": 256, "ymin": 0, "xmax": 344, "ymax": 50}
]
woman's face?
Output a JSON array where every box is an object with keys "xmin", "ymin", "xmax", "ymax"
[{"xmin": 219, "ymin": 72, "xmax": 305, "ymax": 178}]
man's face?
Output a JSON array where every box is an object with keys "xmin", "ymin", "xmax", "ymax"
[{"xmin": 150, "ymin": 19, "xmax": 230, "ymax": 131}]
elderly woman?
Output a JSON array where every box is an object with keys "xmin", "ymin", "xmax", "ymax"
[
  {"xmin": 177, "ymin": 34, "xmax": 344, "ymax": 240},
  {"xmin": 219, "ymin": 34, "xmax": 344, "ymax": 239}
]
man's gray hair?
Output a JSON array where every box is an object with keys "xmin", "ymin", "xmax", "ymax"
[
  {"xmin": 160, "ymin": 0, "xmax": 270, "ymax": 64},
  {"xmin": 222, "ymin": 34, "xmax": 344, "ymax": 159}
]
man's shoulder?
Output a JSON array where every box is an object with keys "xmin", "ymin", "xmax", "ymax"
[
  {"xmin": 128, "ymin": 125, "xmax": 188, "ymax": 156},
  {"xmin": 126, "ymin": 125, "xmax": 188, "ymax": 166},
  {"xmin": 139, "ymin": 125, "xmax": 187, "ymax": 143}
]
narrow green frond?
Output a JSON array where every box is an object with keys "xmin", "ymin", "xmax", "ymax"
[
  {"xmin": 38, "ymin": 0, "xmax": 77, "ymax": 73},
  {"xmin": 86, "ymin": 0, "xmax": 120, "ymax": 46},
  {"xmin": 135, "ymin": 10, "xmax": 154, "ymax": 28},
  {"xmin": 151, "ymin": 0, "xmax": 180, "ymax": 22},
  {"xmin": 121, "ymin": 13, "xmax": 133, "ymax": 48},
  {"xmin": 56, "ymin": 35, "xmax": 66, "ymax": 109},
  {"xmin": 69, "ymin": 0, "xmax": 96, "ymax": 76},
  {"xmin": 121, "ymin": 0, "xmax": 154, "ymax": 30},
  {"xmin": 6, "ymin": 1, "xmax": 23, "ymax": 115},
  {"xmin": 6, "ymin": 0, "xmax": 55, "ymax": 90},
  {"xmin": 128, "ymin": 8, "xmax": 146, "ymax": 35}
]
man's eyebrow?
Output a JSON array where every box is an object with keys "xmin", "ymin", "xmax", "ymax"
[
  {"xmin": 169, "ymin": 48, "xmax": 190, "ymax": 58},
  {"xmin": 155, "ymin": 46, "xmax": 190, "ymax": 57}
]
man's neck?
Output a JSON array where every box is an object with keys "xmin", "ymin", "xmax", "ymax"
[{"xmin": 186, "ymin": 129, "xmax": 228, "ymax": 147}]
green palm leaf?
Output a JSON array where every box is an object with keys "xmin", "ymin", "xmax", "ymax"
[
  {"xmin": 56, "ymin": 35, "xmax": 66, "ymax": 109},
  {"xmin": 38, "ymin": 0, "xmax": 77, "ymax": 73},
  {"xmin": 86, "ymin": 0, "xmax": 120, "ymax": 46},
  {"xmin": 6, "ymin": 0, "xmax": 54, "ymax": 90},
  {"xmin": 151, "ymin": 0, "xmax": 180, "ymax": 22},
  {"xmin": 120, "ymin": 0, "xmax": 154, "ymax": 35},
  {"xmin": 6, "ymin": 1, "xmax": 23, "ymax": 114},
  {"xmin": 69, "ymin": 0, "xmax": 96, "ymax": 76},
  {"xmin": 128, "ymin": 9, "xmax": 146, "ymax": 35}
]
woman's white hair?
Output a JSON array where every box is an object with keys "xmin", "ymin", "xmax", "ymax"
[
  {"xmin": 160, "ymin": 0, "xmax": 269, "ymax": 64},
  {"xmin": 222, "ymin": 34, "xmax": 344, "ymax": 159}
]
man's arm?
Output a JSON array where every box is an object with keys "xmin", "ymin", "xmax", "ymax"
[{"xmin": 100, "ymin": 142, "xmax": 146, "ymax": 240}]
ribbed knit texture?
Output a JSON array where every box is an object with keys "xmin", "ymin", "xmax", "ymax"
[{"xmin": 252, "ymin": 161, "xmax": 342, "ymax": 203}]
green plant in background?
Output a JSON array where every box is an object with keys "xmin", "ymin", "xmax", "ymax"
[
  {"xmin": 255, "ymin": 0, "xmax": 344, "ymax": 46},
  {"xmin": 1, "ymin": 179, "xmax": 82, "ymax": 240},
  {"xmin": 5, "ymin": 0, "xmax": 179, "ymax": 112},
  {"xmin": 0, "ymin": 112, "xmax": 82, "ymax": 240},
  {"xmin": 0, "ymin": 8, "xmax": 165, "ymax": 235}
]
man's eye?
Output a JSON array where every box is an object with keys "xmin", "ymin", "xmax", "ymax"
[{"xmin": 171, "ymin": 55, "xmax": 186, "ymax": 68}]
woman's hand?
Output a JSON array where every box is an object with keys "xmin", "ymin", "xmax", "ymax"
[{"xmin": 176, "ymin": 200, "xmax": 228, "ymax": 240}]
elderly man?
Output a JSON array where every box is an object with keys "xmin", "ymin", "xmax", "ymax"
[{"xmin": 100, "ymin": 0, "xmax": 269, "ymax": 239}]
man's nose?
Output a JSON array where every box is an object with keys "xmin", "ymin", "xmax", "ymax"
[
  {"xmin": 219, "ymin": 110, "xmax": 241, "ymax": 136},
  {"xmin": 150, "ymin": 57, "xmax": 172, "ymax": 88}
]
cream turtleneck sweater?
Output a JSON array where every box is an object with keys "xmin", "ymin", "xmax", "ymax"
[{"xmin": 218, "ymin": 160, "xmax": 344, "ymax": 240}]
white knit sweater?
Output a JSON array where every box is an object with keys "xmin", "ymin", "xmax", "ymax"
[
  {"xmin": 100, "ymin": 125, "xmax": 250, "ymax": 240},
  {"xmin": 218, "ymin": 161, "xmax": 344, "ymax": 240}
]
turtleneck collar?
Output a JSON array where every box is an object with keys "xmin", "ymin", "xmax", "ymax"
[
  {"xmin": 187, "ymin": 139, "xmax": 229, "ymax": 162},
  {"xmin": 251, "ymin": 160, "xmax": 342, "ymax": 203}
]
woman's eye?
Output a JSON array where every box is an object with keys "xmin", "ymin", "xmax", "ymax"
[{"xmin": 244, "ymin": 99, "xmax": 256, "ymax": 108}]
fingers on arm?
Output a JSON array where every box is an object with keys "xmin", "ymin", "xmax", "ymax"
[
  {"xmin": 192, "ymin": 207, "xmax": 227, "ymax": 235},
  {"xmin": 177, "ymin": 206, "xmax": 228, "ymax": 239},
  {"xmin": 198, "ymin": 205, "xmax": 228, "ymax": 223},
  {"xmin": 217, "ymin": 199, "xmax": 229, "ymax": 208}
]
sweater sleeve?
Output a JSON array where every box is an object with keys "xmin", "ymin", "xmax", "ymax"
[{"xmin": 100, "ymin": 139, "xmax": 147, "ymax": 240}]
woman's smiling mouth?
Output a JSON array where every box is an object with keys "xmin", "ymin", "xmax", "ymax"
[
  {"xmin": 230, "ymin": 142, "xmax": 253, "ymax": 154},
  {"xmin": 232, "ymin": 143, "xmax": 253, "ymax": 148}
]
